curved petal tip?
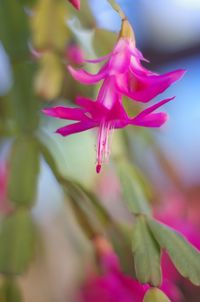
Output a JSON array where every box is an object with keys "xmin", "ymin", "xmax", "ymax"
[
  {"xmin": 42, "ymin": 108, "xmax": 56, "ymax": 117},
  {"xmin": 68, "ymin": 0, "xmax": 80, "ymax": 10}
]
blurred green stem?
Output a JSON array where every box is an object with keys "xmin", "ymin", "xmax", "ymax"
[{"xmin": 0, "ymin": 2, "xmax": 39, "ymax": 300}]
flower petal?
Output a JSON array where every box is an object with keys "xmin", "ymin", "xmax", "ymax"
[
  {"xmin": 116, "ymin": 69, "xmax": 185, "ymax": 102},
  {"xmin": 68, "ymin": 0, "xmax": 80, "ymax": 10},
  {"xmin": 68, "ymin": 63, "xmax": 108, "ymax": 85},
  {"xmin": 108, "ymin": 39, "xmax": 131, "ymax": 74},
  {"xmin": 130, "ymin": 97, "xmax": 174, "ymax": 127},
  {"xmin": 76, "ymin": 96, "xmax": 109, "ymax": 119},
  {"xmin": 128, "ymin": 45, "xmax": 154, "ymax": 76},
  {"xmin": 135, "ymin": 97, "xmax": 175, "ymax": 117},
  {"xmin": 56, "ymin": 121, "xmax": 96, "ymax": 136},
  {"xmin": 84, "ymin": 53, "xmax": 111, "ymax": 64},
  {"xmin": 130, "ymin": 57, "xmax": 157, "ymax": 76},
  {"xmin": 132, "ymin": 112, "xmax": 168, "ymax": 127},
  {"xmin": 131, "ymin": 47, "xmax": 149, "ymax": 63},
  {"xmin": 108, "ymin": 99, "xmax": 128, "ymax": 121},
  {"xmin": 114, "ymin": 120, "xmax": 129, "ymax": 129},
  {"xmin": 42, "ymin": 106, "xmax": 87, "ymax": 121},
  {"xmin": 66, "ymin": 44, "xmax": 84, "ymax": 65},
  {"xmin": 97, "ymin": 78, "xmax": 120, "ymax": 110}
]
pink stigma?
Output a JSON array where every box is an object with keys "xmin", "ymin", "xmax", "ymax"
[{"xmin": 96, "ymin": 164, "xmax": 101, "ymax": 174}]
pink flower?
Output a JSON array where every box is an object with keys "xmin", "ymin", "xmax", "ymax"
[
  {"xmin": 68, "ymin": 19, "xmax": 185, "ymax": 103},
  {"xmin": 66, "ymin": 43, "xmax": 84, "ymax": 65},
  {"xmin": 160, "ymin": 279, "xmax": 182, "ymax": 302},
  {"xmin": 0, "ymin": 163, "xmax": 7, "ymax": 203},
  {"xmin": 43, "ymin": 18, "xmax": 184, "ymax": 173},
  {"xmin": 43, "ymin": 87, "xmax": 174, "ymax": 173},
  {"xmin": 0, "ymin": 162, "xmax": 13, "ymax": 215},
  {"xmin": 78, "ymin": 236, "xmax": 148, "ymax": 302},
  {"xmin": 68, "ymin": 0, "xmax": 80, "ymax": 10}
]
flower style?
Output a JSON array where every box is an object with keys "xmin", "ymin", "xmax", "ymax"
[
  {"xmin": 68, "ymin": 19, "xmax": 185, "ymax": 103},
  {"xmin": 43, "ymin": 84, "xmax": 174, "ymax": 173},
  {"xmin": 68, "ymin": 0, "xmax": 80, "ymax": 10}
]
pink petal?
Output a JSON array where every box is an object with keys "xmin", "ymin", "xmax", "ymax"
[
  {"xmin": 84, "ymin": 54, "xmax": 111, "ymax": 64},
  {"xmin": 66, "ymin": 44, "xmax": 84, "ymax": 65},
  {"xmin": 76, "ymin": 96, "xmax": 109, "ymax": 118},
  {"xmin": 114, "ymin": 120, "xmax": 129, "ymax": 129},
  {"xmin": 130, "ymin": 97, "xmax": 174, "ymax": 127},
  {"xmin": 42, "ymin": 106, "xmax": 87, "ymax": 121},
  {"xmin": 116, "ymin": 69, "xmax": 185, "ymax": 102},
  {"xmin": 131, "ymin": 47, "xmax": 149, "ymax": 63},
  {"xmin": 108, "ymin": 39, "xmax": 131, "ymax": 74},
  {"xmin": 135, "ymin": 97, "xmax": 175, "ymax": 117},
  {"xmin": 76, "ymin": 77, "xmax": 123, "ymax": 118},
  {"xmin": 130, "ymin": 57, "xmax": 157, "ymax": 76},
  {"xmin": 109, "ymin": 51, "xmax": 130, "ymax": 74},
  {"xmin": 160, "ymin": 279, "xmax": 183, "ymax": 302},
  {"xmin": 56, "ymin": 121, "xmax": 96, "ymax": 136},
  {"xmin": 68, "ymin": 64, "xmax": 108, "ymax": 85},
  {"xmin": 68, "ymin": 0, "xmax": 80, "ymax": 10},
  {"xmin": 129, "ymin": 46, "xmax": 153, "ymax": 76},
  {"xmin": 97, "ymin": 78, "xmax": 120, "ymax": 110},
  {"xmin": 108, "ymin": 99, "xmax": 128, "ymax": 121},
  {"xmin": 132, "ymin": 112, "xmax": 168, "ymax": 127}
]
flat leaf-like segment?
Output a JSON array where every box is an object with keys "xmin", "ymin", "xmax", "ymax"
[
  {"xmin": 0, "ymin": 279, "xmax": 22, "ymax": 302},
  {"xmin": 0, "ymin": 0, "xmax": 29, "ymax": 58},
  {"xmin": 118, "ymin": 162, "xmax": 151, "ymax": 215},
  {"xmin": 147, "ymin": 218, "xmax": 200, "ymax": 286},
  {"xmin": 143, "ymin": 288, "xmax": 171, "ymax": 302},
  {"xmin": 132, "ymin": 216, "xmax": 162, "ymax": 286},
  {"xmin": 0, "ymin": 210, "xmax": 36, "ymax": 274},
  {"xmin": 8, "ymin": 136, "xmax": 40, "ymax": 206}
]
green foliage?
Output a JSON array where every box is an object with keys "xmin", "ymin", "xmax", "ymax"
[
  {"xmin": 143, "ymin": 288, "xmax": 171, "ymax": 302},
  {"xmin": 107, "ymin": 223, "xmax": 135, "ymax": 276},
  {"xmin": 93, "ymin": 28, "xmax": 117, "ymax": 56},
  {"xmin": 31, "ymin": 0, "xmax": 69, "ymax": 51},
  {"xmin": 39, "ymin": 139, "xmax": 107, "ymax": 236},
  {"xmin": 72, "ymin": 183, "xmax": 111, "ymax": 227},
  {"xmin": 117, "ymin": 150, "xmax": 200, "ymax": 286},
  {"xmin": 147, "ymin": 218, "xmax": 200, "ymax": 286},
  {"xmin": 132, "ymin": 216, "xmax": 162, "ymax": 286},
  {"xmin": 63, "ymin": 180, "xmax": 111, "ymax": 237},
  {"xmin": 118, "ymin": 161, "xmax": 151, "ymax": 215},
  {"xmin": 0, "ymin": 210, "xmax": 36, "ymax": 274},
  {"xmin": 9, "ymin": 62, "xmax": 39, "ymax": 133},
  {"xmin": 0, "ymin": 0, "xmax": 39, "ymax": 298},
  {"xmin": 19, "ymin": 0, "xmax": 36, "ymax": 5},
  {"xmin": 0, "ymin": 0, "xmax": 39, "ymax": 132},
  {"xmin": 38, "ymin": 139, "xmax": 61, "ymax": 179},
  {"xmin": 8, "ymin": 136, "xmax": 40, "ymax": 206},
  {"xmin": 0, "ymin": 0, "xmax": 29, "ymax": 59},
  {"xmin": 0, "ymin": 279, "xmax": 22, "ymax": 302},
  {"xmin": 68, "ymin": 0, "xmax": 94, "ymax": 28},
  {"xmin": 39, "ymin": 139, "xmax": 109, "ymax": 222}
]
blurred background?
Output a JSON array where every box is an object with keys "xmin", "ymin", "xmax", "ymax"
[{"xmin": 0, "ymin": 0, "xmax": 200, "ymax": 301}]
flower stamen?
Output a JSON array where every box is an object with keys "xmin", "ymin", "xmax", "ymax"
[{"xmin": 96, "ymin": 121, "xmax": 115, "ymax": 173}]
